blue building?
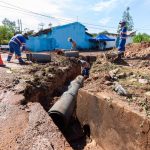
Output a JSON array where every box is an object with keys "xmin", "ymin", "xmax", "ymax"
[{"xmin": 27, "ymin": 22, "xmax": 93, "ymax": 52}]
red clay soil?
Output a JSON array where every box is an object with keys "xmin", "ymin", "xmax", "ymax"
[
  {"xmin": 125, "ymin": 42, "xmax": 150, "ymax": 59},
  {"xmin": 0, "ymin": 53, "xmax": 81, "ymax": 150},
  {"xmin": 84, "ymin": 42, "xmax": 150, "ymax": 117},
  {"xmin": 76, "ymin": 42, "xmax": 150, "ymax": 150}
]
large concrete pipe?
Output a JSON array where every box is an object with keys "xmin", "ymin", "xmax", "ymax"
[
  {"xmin": 26, "ymin": 53, "xmax": 51, "ymax": 63},
  {"xmin": 68, "ymin": 79, "xmax": 83, "ymax": 97},
  {"xmin": 48, "ymin": 75, "xmax": 84, "ymax": 130},
  {"xmin": 64, "ymin": 51, "xmax": 79, "ymax": 58}
]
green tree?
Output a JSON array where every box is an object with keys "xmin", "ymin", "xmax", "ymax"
[
  {"xmin": 122, "ymin": 7, "xmax": 134, "ymax": 31},
  {"xmin": 91, "ymin": 33, "xmax": 98, "ymax": 37},
  {"xmin": 133, "ymin": 33, "xmax": 150, "ymax": 43},
  {"xmin": 26, "ymin": 30, "xmax": 35, "ymax": 36},
  {"xmin": 98, "ymin": 30, "xmax": 109, "ymax": 35},
  {"xmin": 0, "ymin": 25, "xmax": 13, "ymax": 44},
  {"xmin": 2, "ymin": 18, "xmax": 16, "ymax": 33}
]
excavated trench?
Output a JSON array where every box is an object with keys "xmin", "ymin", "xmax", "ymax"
[
  {"xmin": 3, "ymin": 52, "xmax": 150, "ymax": 149},
  {"xmin": 76, "ymin": 52, "xmax": 150, "ymax": 150},
  {"xmin": 21, "ymin": 55, "xmax": 97, "ymax": 149},
  {"xmin": 13, "ymin": 47, "xmax": 149, "ymax": 150}
]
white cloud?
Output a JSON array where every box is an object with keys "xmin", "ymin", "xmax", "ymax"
[
  {"xmin": 99, "ymin": 17, "xmax": 111, "ymax": 26},
  {"xmin": 0, "ymin": 0, "xmax": 138, "ymax": 33},
  {"xmin": 0, "ymin": 0, "xmax": 75, "ymax": 31},
  {"xmin": 92, "ymin": 0, "xmax": 136, "ymax": 12},
  {"xmin": 92, "ymin": 0, "xmax": 117, "ymax": 12}
]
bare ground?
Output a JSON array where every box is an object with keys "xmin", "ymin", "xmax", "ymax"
[
  {"xmin": 1, "ymin": 42, "xmax": 150, "ymax": 150},
  {"xmin": 0, "ymin": 53, "xmax": 81, "ymax": 150}
]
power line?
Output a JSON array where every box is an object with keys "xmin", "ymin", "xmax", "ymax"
[
  {"xmin": 0, "ymin": 1, "xmax": 54, "ymax": 19},
  {"xmin": 0, "ymin": 1, "xmax": 150, "ymax": 31},
  {"xmin": 0, "ymin": 1, "xmax": 118, "ymax": 29},
  {"xmin": 0, "ymin": 3, "xmax": 118, "ymax": 30}
]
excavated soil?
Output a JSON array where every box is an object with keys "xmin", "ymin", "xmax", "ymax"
[
  {"xmin": 76, "ymin": 42, "xmax": 150, "ymax": 150},
  {"xmin": 1, "ymin": 42, "xmax": 150, "ymax": 150},
  {"xmin": 84, "ymin": 42, "xmax": 150, "ymax": 116},
  {"xmin": 0, "ymin": 53, "xmax": 82, "ymax": 150}
]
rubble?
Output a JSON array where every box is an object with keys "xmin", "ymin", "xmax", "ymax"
[
  {"xmin": 113, "ymin": 82, "xmax": 128, "ymax": 96},
  {"xmin": 138, "ymin": 78, "xmax": 149, "ymax": 84},
  {"xmin": 84, "ymin": 42, "xmax": 150, "ymax": 116},
  {"xmin": 125, "ymin": 42, "xmax": 150, "ymax": 59},
  {"xmin": 77, "ymin": 43, "xmax": 150, "ymax": 150}
]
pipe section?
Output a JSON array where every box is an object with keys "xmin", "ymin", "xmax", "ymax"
[
  {"xmin": 26, "ymin": 53, "xmax": 51, "ymax": 63},
  {"xmin": 48, "ymin": 75, "xmax": 84, "ymax": 130}
]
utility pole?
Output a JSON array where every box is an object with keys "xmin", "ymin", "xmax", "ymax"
[
  {"xmin": 20, "ymin": 19, "xmax": 22, "ymax": 33},
  {"xmin": 17, "ymin": 19, "xmax": 21, "ymax": 33},
  {"xmin": 38, "ymin": 22, "xmax": 44, "ymax": 30}
]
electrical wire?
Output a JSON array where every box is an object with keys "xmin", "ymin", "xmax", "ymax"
[
  {"xmin": 0, "ymin": 1, "xmax": 150, "ymax": 31},
  {"xmin": 0, "ymin": 1, "xmax": 119, "ymax": 30}
]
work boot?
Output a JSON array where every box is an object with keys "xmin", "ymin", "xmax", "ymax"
[
  {"xmin": 121, "ymin": 52, "xmax": 125, "ymax": 58},
  {"xmin": 115, "ymin": 53, "xmax": 122, "ymax": 63},
  {"xmin": 7, "ymin": 55, "xmax": 12, "ymax": 62},
  {"xmin": 18, "ymin": 58, "xmax": 26, "ymax": 65},
  {"xmin": 0, "ymin": 64, "xmax": 6, "ymax": 67}
]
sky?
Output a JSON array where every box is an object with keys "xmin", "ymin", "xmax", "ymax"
[{"xmin": 0, "ymin": 0, "xmax": 150, "ymax": 34}]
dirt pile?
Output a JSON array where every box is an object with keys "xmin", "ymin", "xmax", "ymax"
[
  {"xmin": 78, "ymin": 46, "xmax": 150, "ymax": 149},
  {"xmin": 24, "ymin": 54, "xmax": 80, "ymax": 110},
  {"xmin": 84, "ymin": 48, "xmax": 150, "ymax": 117},
  {"xmin": 125, "ymin": 42, "xmax": 150, "ymax": 59}
]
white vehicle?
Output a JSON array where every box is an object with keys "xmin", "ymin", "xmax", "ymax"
[{"xmin": 0, "ymin": 45, "xmax": 9, "ymax": 50}]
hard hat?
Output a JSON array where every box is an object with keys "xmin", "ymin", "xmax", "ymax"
[
  {"xmin": 23, "ymin": 33, "xmax": 29, "ymax": 40},
  {"xmin": 68, "ymin": 37, "xmax": 72, "ymax": 42},
  {"xmin": 119, "ymin": 20, "xmax": 126, "ymax": 24}
]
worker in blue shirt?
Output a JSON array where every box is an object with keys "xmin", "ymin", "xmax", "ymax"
[
  {"xmin": 78, "ymin": 59, "xmax": 90, "ymax": 79},
  {"xmin": 7, "ymin": 33, "xmax": 29, "ymax": 64},
  {"xmin": 117, "ymin": 20, "xmax": 127, "ymax": 62}
]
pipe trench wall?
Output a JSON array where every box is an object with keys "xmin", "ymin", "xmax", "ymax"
[
  {"xmin": 76, "ymin": 89, "xmax": 150, "ymax": 150},
  {"xmin": 24, "ymin": 62, "xmax": 81, "ymax": 111}
]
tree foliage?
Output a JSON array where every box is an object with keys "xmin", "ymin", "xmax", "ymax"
[
  {"xmin": 91, "ymin": 33, "xmax": 98, "ymax": 37},
  {"xmin": 133, "ymin": 33, "xmax": 150, "ymax": 43},
  {"xmin": 26, "ymin": 30, "xmax": 35, "ymax": 36},
  {"xmin": 98, "ymin": 30, "xmax": 109, "ymax": 35},
  {"xmin": 0, "ymin": 25, "xmax": 13, "ymax": 44},
  {"xmin": 122, "ymin": 7, "xmax": 134, "ymax": 31},
  {"xmin": 2, "ymin": 18, "xmax": 16, "ymax": 33}
]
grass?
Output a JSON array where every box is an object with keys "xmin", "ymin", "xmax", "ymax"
[{"xmin": 91, "ymin": 62, "xmax": 119, "ymax": 74}]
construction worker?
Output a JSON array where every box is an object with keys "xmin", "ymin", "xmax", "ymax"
[
  {"xmin": 7, "ymin": 33, "xmax": 29, "ymax": 64},
  {"xmin": 117, "ymin": 20, "xmax": 127, "ymax": 62},
  {"xmin": 68, "ymin": 37, "xmax": 77, "ymax": 50},
  {"xmin": 79, "ymin": 59, "xmax": 90, "ymax": 79}
]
